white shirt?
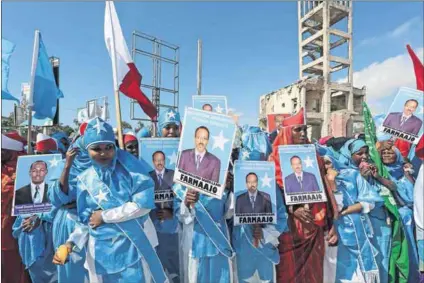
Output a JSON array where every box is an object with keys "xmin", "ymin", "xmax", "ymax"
[
  {"xmin": 155, "ymin": 169, "xmax": 165, "ymax": 177},
  {"xmin": 294, "ymin": 172, "xmax": 304, "ymax": 182},
  {"xmin": 401, "ymin": 114, "xmax": 412, "ymax": 123},
  {"xmin": 31, "ymin": 182, "xmax": 45, "ymax": 204},
  {"xmin": 195, "ymin": 149, "xmax": 206, "ymax": 164},
  {"xmin": 248, "ymin": 190, "xmax": 258, "ymax": 202}
]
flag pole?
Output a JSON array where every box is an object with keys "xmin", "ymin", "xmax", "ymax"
[
  {"xmin": 27, "ymin": 30, "xmax": 40, "ymax": 154},
  {"xmin": 107, "ymin": 1, "xmax": 124, "ymax": 149}
]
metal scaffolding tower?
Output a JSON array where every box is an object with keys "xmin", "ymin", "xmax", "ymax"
[
  {"xmin": 130, "ymin": 31, "xmax": 180, "ymax": 125},
  {"xmin": 298, "ymin": 0, "xmax": 353, "ymax": 136}
]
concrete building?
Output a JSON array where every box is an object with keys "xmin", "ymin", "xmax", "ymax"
[{"xmin": 259, "ymin": 0, "xmax": 366, "ymax": 140}]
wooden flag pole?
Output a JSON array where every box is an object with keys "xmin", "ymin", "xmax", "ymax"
[
  {"xmin": 26, "ymin": 106, "xmax": 33, "ymax": 154},
  {"xmin": 27, "ymin": 30, "xmax": 40, "ymax": 154},
  {"xmin": 114, "ymin": 90, "xmax": 124, "ymax": 149}
]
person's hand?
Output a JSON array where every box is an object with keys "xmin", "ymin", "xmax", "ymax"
[
  {"xmin": 326, "ymin": 225, "xmax": 338, "ymax": 246},
  {"xmin": 52, "ymin": 242, "xmax": 73, "ymax": 265},
  {"xmin": 253, "ymin": 225, "xmax": 263, "ymax": 241},
  {"xmin": 359, "ymin": 162, "xmax": 372, "ymax": 178},
  {"xmin": 22, "ymin": 215, "xmax": 40, "ymax": 233},
  {"xmin": 326, "ymin": 168, "xmax": 338, "ymax": 182},
  {"xmin": 157, "ymin": 208, "xmax": 173, "ymax": 220},
  {"xmin": 369, "ymin": 164, "xmax": 380, "ymax": 179},
  {"xmin": 65, "ymin": 147, "xmax": 79, "ymax": 167},
  {"xmin": 184, "ymin": 189, "xmax": 199, "ymax": 207},
  {"xmin": 293, "ymin": 206, "xmax": 314, "ymax": 224},
  {"xmin": 89, "ymin": 210, "xmax": 104, "ymax": 229}
]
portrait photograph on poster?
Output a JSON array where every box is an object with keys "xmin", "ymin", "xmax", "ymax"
[
  {"xmin": 233, "ymin": 161, "xmax": 277, "ymax": 225},
  {"xmin": 278, "ymin": 144, "xmax": 327, "ymax": 205},
  {"xmin": 12, "ymin": 154, "xmax": 62, "ymax": 216},
  {"xmin": 139, "ymin": 138, "xmax": 179, "ymax": 203},
  {"xmin": 266, "ymin": 113, "xmax": 291, "ymax": 133},
  {"xmin": 381, "ymin": 87, "xmax": 424, "ymax": 144},
  {"xmin": 192, "ymin": 95, "xmax": 228, "ymax": 114},
  {"xmin": 174, "ymin": 107, "xmax": 236, "ymax": 199}
]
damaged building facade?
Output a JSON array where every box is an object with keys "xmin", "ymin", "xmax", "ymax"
[{"xmin": 259, "ymin": 0, "xmax": 366, "ymax": 140}]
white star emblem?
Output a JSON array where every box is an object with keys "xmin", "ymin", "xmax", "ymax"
[
  {"xmin": 243, "ymin": 269, "xmax": 270, "ymax": 283},
  {"xmin": 241, "ymin": 150, "xmax": 250, "ymax": 159},
  {"xmin": 95, "ymin": 190, "xmax": 108, "ymax": 204},
  {"xmin": 167, "ymin": 151, "xmax": 178, "ymax": 166},
  {"xmin": 418, "ymin": 106, "xmax": 424, "ymax": 115},
  {"xmin": 303, "ymin": 155, "xmax": 315, "ymax": 168},
  {"xmin": 212, "ymin": 130, "xmax": 230, "ymax": 151},
  {"xmin": 216, "ymin": 104, "xmax": 223, "ymax": 113},
  {"xmin": 167, "ymin": 111, "xmax": 176, "ymax": 120},
  {"xmin": 48, "ymin": 157, "xmax": 61, "ymax": 168},
  {"xmin": 93, "ymin": 119, "xmax": 107, "ymax": 134},
  {"xmin": 261, "ymin": 172, "xmax": 273, "ymax": 188}
]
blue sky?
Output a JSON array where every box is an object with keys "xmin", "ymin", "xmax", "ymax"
[{"xmin": 2, "ymin": 1, "xmax": 423, "ymax": 128}]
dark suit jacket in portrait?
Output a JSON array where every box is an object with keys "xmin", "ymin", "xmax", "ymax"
[
  {"xmin": 15, "ymin": 183, "xmax": 49, "ymax": 205},
  {"xmin": 149, "ymin": 169, "xmax": 175, "ymax": 210},
  {"xmin": 235, "ymin": 191, "xmax": 272, "ymax": 214},
  {"xmin": 284, "ymin": 171, "xmax": 320, "ymax": 194},
  {"xmin": 177, "ymin": 149, "xmax": 221, "ymax": 183},
  {"xmin": 383, "ymin": 112, "xmax": 423, "ymax": 136}
]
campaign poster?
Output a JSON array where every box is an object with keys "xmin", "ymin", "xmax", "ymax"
[
  {"xmin": 267, "ymin": 113, "xmax": 291, "ymax": 132},
  {"xmin": 380, "ymin": 87, "xmax": 424, "ymax": 144},
  {"xmin": 233, "ymin": 161, "xmax": 277, "ymax": 225},
  {"xmin": 12, "ymin": 154, "xmax": 62, "ymax": 216},
  {"xmin": 175, "ymin": 107, "xmax": 236, "ymax": 199},
  {"xmin": 139, "ymin": 138, "xmax": 179, "ymax": 203},
  {"xmin": 278, "ymin": 144, "xmax": 327, "ymax": 205},
  {"xmin": 192, "ymin": 95, "xmax": 228, "ymax": 114}
]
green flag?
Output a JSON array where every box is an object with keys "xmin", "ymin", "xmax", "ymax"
[{"xmin": 363, "ymin": 102, "xmax": 409, "ymax": 283}]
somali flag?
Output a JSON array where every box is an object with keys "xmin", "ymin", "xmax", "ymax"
[
  {"xmin": 1, "ymin": 38, "xmax": 20, "ymax": 103},
  {"xmin": 30, "ymin": 31, "xmax": 63, "ymax": 120}
]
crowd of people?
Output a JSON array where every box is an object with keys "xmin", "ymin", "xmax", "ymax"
[{"xmin": 1, "ymin": 105, "xmax": 423, "ymax": 283}]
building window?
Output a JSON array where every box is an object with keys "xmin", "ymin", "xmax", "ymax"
[
  {"xmin": 292, "ymin": 98, "xmax": 298, "ymax": 110},
  {"xmin": 282, "ymin": 103, "xmax": 285, "ymax": 108}
]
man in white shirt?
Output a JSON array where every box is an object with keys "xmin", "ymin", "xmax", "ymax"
[{"xmin": 15, "ymin": 160, "xmax": 50, "ymax": 205}]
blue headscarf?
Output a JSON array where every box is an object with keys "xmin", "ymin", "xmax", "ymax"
[
  {"xmin": 338, "ymin": 139, "xmax": 368, "ymax": 169},
  {"xmin": 52, "ymin": 131, "xmax": 70, "ymax": 153},
  {"xmin": 239, "ymin": 125, "xmax": 271, "ymax": 161},
  {"xmin": 380, "ymin": 144, "xmax": 404, "ymax": 180},
  {"xmin": 136, "ymin": 127, "xmax": 151, "ymax": 138},
  {"xmin": 83, "ymin": 117, "xmax": 115, "ymax": 149},
  {"xmin": 157, "ymin": 108, "xmax": 181, "ymax": 137}
]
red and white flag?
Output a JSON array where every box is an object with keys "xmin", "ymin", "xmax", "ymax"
[{"xmin": 104, "ymin": 1, "xmax": 157, "ymax": 119}]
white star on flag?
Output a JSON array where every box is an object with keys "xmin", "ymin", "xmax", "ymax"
[
  {"xmin": 93, "ymin": 119, "xmax": 107, "ymax": 134},
  {"xmin": 303, "ymin": 155, "xmax": 315, "ymax": 168},
  {"xmin": 216, "ymin": 104, "xmax": 223, "ymax": 113},
  {"xmin": 242, "ymin": 151, "xmax": 250, "ymax": 159},
  {"xmin": 418, "ymin": 106, "xmax": 424, "ymax": 114},
  {"xmin": 48, "ymin": 157, "xmax": 61, "ymax": 168},
  {"xmin": 212, "ymin": 130, "xmax": 230, "ymax": 151},
  {"xmin": 167, "ymin": 151, "xmax": 178, "ymax": 166},
  {"xmin": 261, "ymin": 172, "xmax": 273, "ymax": 188},
  {"xmin": 167, "ymin": 111, "xmax": 176, "ymax": 120},
  {"xmin": 95, "ymin": 190, "xmax": 109, "ymax": 204},
  {"xmin": 243, "ymin": 270, "xmax": 270, "ymax": 283}
]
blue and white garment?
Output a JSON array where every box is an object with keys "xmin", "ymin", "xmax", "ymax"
[
  {"xmin": 334, "ymin": 139, "xmax": 384, "ymax": 283},
  {"xmin": 76, "ymin": 118, "xmax": 166, "ymax": 283},
  {"xmin": 385, "ymin": 148, "xmax": 420, "ymax": 283},
  {"xmin": 12, "ymin": 207, "xmax": 58, "ymax": 283},
  {"xmin": 173, "ymin": 183, "xmax": 234, "ymax": 283},
  {"xmin": 157, "ymin": 108, "xmax": 181, "ymax": 137},
  {"xmin": 414, "ymin": 164, "xmax": 424, "ymax": 273},
  {"xmin": 233, "ymin": 125, "xmax": 288, "ymax": 283},
  {"xmin": 52, "ymin": 131, "xmax": 70, "ymax": 154},
  {"xmin": 137, "ymin": 127, "xmax": 151, "ymax": 138},
  {"xmin": 48, "ymin": 136, "xmax": 90, "ymax": 283}
]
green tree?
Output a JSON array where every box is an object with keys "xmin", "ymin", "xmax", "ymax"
[{"xmin": 121, "ymin": 121, "xmax": 132, "ymax": 130}]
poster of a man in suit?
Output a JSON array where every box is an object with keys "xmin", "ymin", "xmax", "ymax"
[
  {"xmin": 13, "ymin": 154, "xmax": 62, "ymax": 216},
  {"xmin": 233, "ymin": 161, "xmax": 277, "ymax": 225},
  {"xmin": 192, "ymin": 95, "xmax": 228, "ymax": 114},
  {"xmin": 381, "ymin": 87, "xmax": 424, "ymax": 144},
  {"xmin": 149, "ymin": 150, "xmax": 175, "ymax": 203},
  {"xmin": 175, "ymin": 107, "xmax": 236, "ymax": 199},
  {"xmin": 278, "ymin": 145, "xmax": 327, "ymax": 206}
]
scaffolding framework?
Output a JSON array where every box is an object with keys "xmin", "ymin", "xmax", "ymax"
[
  {"xmin": 130, "ymin": 31, "xmax": 180, "ymax": 123},
  {"xmin": 298, "ymin": 0, "xmax": 354, "ymax": 136}
]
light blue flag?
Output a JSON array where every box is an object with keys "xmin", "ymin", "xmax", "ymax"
[
  {"xmin": 32, "ymin": 32, "xmax": 63, "ymax": 119},
  {"xmin": 1, "ymin": 38, "xmax": 20, "ymax": 103}
]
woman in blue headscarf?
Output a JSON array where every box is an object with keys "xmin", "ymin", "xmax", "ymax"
[
  {"xmin": 233, "ymin": 126, "xmax": 288, "ymax": 283},
  {"xmin": 49, "ymin": 135, "xmax": 90, "ymax": 283},
  {"xmin": 74, "ymin": 117, "xmax": 166, "ymax": 283},
  {"xmin": 378, "ymin": 141, "xmax": 420, "ymax": 283},
  {"xmin": 333, "ymin": 139, "xmax": 384, "ymax": 283},
  {"xmin": 157, "ymin": 108, "xmax": 181, "ymax": 138}
]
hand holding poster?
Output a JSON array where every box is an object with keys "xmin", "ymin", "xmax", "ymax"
[
  {"xmin": 278, "ymin": 144, "xmax": 327, "ymax": 205},
  {"xmin": 12, "ymin": 154, "xmax": 62, "ymax": 216},
  {"xmin": 139, "ymin": 138, "xmax": 179, "ymax": 203},
  {"xmin": 174, "ymin": 107, "xmax": 236, "ymax": 199},
  {"xmin": 380, "ymin": 87, "xmax": 424, "ymax": 144},
  {"xmin": 192, "ymin": 95, "xmax": 228, "ymax": 114},
  {"xmin": 233, "ymin": 161, "xmax": 277, "ymax": 225}
]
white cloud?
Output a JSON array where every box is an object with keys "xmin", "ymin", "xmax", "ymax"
[{"xmin": 342, "ymin": 47, "xmax": 423, "ymax": 113}]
